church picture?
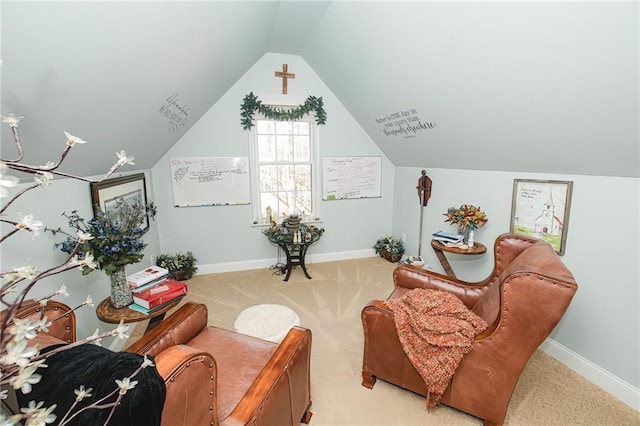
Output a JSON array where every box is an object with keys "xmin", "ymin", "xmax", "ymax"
[{"xmin": 510, "ymin": 179, "xmax": 573, "ymax": 255}]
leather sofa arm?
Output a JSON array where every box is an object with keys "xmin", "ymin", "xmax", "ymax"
[
  {"xmin": 225, "ymin": 326, "xmax": 313, "ymax": 426},
  {"xmin": 393, "ymin": 265, "xmax": 487, "ymax": 307},
  {"xmin": 125, "ymin": 302, "xmax": 208, "ymax": 357},
  {"xmin": 153, "ymin": 345, "xmax": 217, "ymax": 426}
]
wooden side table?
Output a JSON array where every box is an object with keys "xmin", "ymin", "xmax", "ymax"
[
  {"xmin": 96, "ymin": 297, "xmax": 181, "ymax": 334},
  {"xmin": 431, "ymin": 240, "xmax": 487, "ymax": 279}
]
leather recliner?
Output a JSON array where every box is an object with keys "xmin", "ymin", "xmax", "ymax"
[{"xmin": 361, "ymin": 233, "xmax": 578, "ymax": 426}]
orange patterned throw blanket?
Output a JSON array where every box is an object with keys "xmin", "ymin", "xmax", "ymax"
[{"xmin": 386, "ymin": 288, "xmax": 488, "ymax": 409}]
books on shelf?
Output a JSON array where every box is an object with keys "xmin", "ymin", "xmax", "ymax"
[
  {"xmin": 128, "ymin": 266, "xmax": 169, "ymax": 291},
  {"xmin": 132, "ymin": 279, "xmax": 188, "ymax": 309},
  {"xmin": 129, "ymin": 294, "xmax": 186, "ymax": 315},
  {"xmin": 432, "ymin": 230, "xmax": 464, "ymax": 244}
]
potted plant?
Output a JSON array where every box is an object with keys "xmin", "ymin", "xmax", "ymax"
[
  {"xmin": 373, "ymin": 236, "xmax": 405, "ymax": 263},
  {"xmin": 156, "ymin": 251, "xmax": 198, "ymax": 281}
]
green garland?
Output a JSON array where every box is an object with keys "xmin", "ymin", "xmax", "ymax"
[{"xmin": 240, "ymin": 92, "xmax": 327, "ymax": 130}]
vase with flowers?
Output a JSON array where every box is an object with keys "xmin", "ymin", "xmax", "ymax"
[
  {"xmin": 49, "ymin": 198, "xmax": 147, "ymax": 308},
  {"xmin": 444, "ymin": 204, "xmax": 488, "ymax": 246}
]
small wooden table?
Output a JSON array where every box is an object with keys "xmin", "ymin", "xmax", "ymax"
[
  {"xmin": 431, "ymin": 239, "xmax": 487, "ymax": 279},
  {"xmin": 266, "ymin": 232, "xmax": 321, "ymax": 282},
  {"xmin": 96, "ymin": 297, "xmax": 181, "ymax": 334}
]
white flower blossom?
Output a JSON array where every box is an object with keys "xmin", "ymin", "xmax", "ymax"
[
  {"xmin": 41, "ymin": 161, "xmax": 55, "ymax": 170},
  {"xmin": 84, "ymin": 295, "xmax": 94, "ymax": 307},
  {"xmin": 115, "ymin": 150, "xmax": 135, "ymax": 167},
  {"xmin": 0, "ymin": 389, "xmax": 8, "ymax": 400},
  {"xmin": 115, "ymin": 377, "xmax": 137, "ymax": 395},
  {"xmin": 7, "ymin": 317, "xmax": 38, "ymax": 342},
  {"xmin": 0, "ymin": 412, "xmax": 22, "ymax": 426},
  {"xmin": 0, "ymin": 162, "xmax": 19, "ymax": 198},
  {"xmin": 1, "ymin": 339, "xmax": 38, "ymax": 367},
  {"xmin": 114, "ymin": 320, "xmax": 129, "ymax": 340},
  {"xmin": 0, "ymin": 114, "xmax": 23, "ymax": 128},
  {"xmin": 15, "ymin": 214, "xmax": 44, "ymax": 237},
  {"xmin": 33, "ymin": 171, "xmax": 53, "ymax": 187},
  {"xmin": 74, "ymin": 385, "xmax": 93, "ymax": 402},
  {"xmin": 56, "ymin": 284, "xmax": 69, "ymax": 298},
  {"xmin": 76, "ymin": 231, "xmax": 94, "ymax": 242},
  {"xmin": 141, "ymin": 355, "xmax": 154, "ymax": 369},
  {"xmin": 11, "ymin": 363, "xmax": 42, "ymax": 394},
  {"xmin": 5, "ymin": 264, "xmax": 37, "ymax": 282},
  {"xmin": 63, "ymin": 131, "xmax": 86, "ymax": 147},
  {"xmin": 77, "ymin": 252, "xmax": 97, "ymax": 270},
  {"xmin": 20, "ymin": 400, "xmax": 56, "ymax": 426}
]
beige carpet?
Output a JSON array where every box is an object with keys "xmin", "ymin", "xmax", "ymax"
[{"xmin": 131, "ymin": 257, "xmax": 640, "ymax": 425}]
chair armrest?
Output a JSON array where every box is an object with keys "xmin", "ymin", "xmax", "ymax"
[
  {"xmin": 2, "ymin": 299, "xmax": 76, "ymax": 344},
  {"xmin": 393, "ymin": 265, "xmax": 486, "ymax": 307},
  {"xmin": 153, "ymin": 345, "xmax": 217, "ymax": 426},
  {"xmin": 226, "ymin": 326, "xmax": 313, "ymax": 426},
  {"xmin": 125, "ymin": 302, "xmax": 208, "ymax": 356}
]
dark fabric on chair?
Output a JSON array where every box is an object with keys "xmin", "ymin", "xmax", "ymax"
[{"xmin": 17, "ymin": 343, "xmax": 165, "ymax": 426}]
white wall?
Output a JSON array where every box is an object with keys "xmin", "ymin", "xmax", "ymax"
[
  {"xmin": 151, "ymin": 53, "xmax": 395, "ymax": 271},
  {"xmin": 393, "ymin": 166, "xmax": 640, "ymax": 406},
  {"xmin": 1, "ymin": 172, "xmax": 160, "ymax": 342}
]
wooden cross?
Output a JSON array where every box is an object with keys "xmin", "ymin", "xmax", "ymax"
[{"xmin": 275, "ymin": 64, "xmax": 295, "ymax": 94}]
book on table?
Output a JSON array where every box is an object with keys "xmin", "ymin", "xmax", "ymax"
[
  {"xmin": 432, "ymin": 230, "xmax": 464, "ymax": 243},
  {"xmin": 129, "ymin": 294, "xmax": 186, "ymax": 315},
  {"xmin": 128, "ymin": 265, "xmax": 169, "ymax": 291},
  {"xmin": 132, "ymin": 279, "xmax": 188, "ymax": 309}
]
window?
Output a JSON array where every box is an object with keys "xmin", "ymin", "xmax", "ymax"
[{"xmin": 250, "ymin": 113, "xmax": 319, "ymax": 224}]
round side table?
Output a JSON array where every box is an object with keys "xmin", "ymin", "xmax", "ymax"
[
  {"xmin": 430, "ymin": 240, "xmax": 487, "ymax": 279},
  {"xmin": 96, "ymin": 297, "xmax": 181, "ymax": 334}
]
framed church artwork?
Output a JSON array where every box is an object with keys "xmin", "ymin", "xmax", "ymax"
[
  {"xmin": 90, "ymin": 173, "xmax": 150, "ymax": 232},
  {"xmin": 510, "ymin": 179, "xmax": 573, "ymax": 255}
]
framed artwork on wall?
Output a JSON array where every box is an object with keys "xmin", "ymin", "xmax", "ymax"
[
  {"xmin": 510, "ymin": 179, "xmax": 573, "ymax": 255},
  {"xmin": 90, "ymin": 173, "xmax": 149, "ymax": 232}
]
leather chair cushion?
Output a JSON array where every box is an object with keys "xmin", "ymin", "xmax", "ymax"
[{"xmin": 186, "ymin": 326, "xmax": 278, "ymax": 421}]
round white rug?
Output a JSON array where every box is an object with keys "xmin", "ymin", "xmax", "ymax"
[{"xmin": 234, "ymin": 304, "xmax": 301, "ymax": 343}]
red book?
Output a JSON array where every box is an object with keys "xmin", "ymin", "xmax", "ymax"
[{"xmin": 132, "ymin": 279, "xmax": 187, "ymax": 309}]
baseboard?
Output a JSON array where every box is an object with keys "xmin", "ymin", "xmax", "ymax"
[
  {"xmin": 196, "ymin": 249, "xmax": 376, "ymax": 275},
  {"xmin": 540, "ymin": 338, "xmax": 640, "ymax": 412},
  {"xmin": 196, "ymin": 251, "xmax": 639, "ymax": 412}
]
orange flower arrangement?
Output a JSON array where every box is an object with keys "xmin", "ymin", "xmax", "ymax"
[{"xmin": 444, "ymin": 204, "xmax": 488, "ymax": 230}]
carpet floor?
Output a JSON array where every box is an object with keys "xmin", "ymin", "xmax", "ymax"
[{"xmin": 131, "ymin": 257, "xmax": 639, "ymax": 425}]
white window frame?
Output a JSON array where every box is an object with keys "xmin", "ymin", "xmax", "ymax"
[{"xmin": 248, "ymin": 94, "xmax": 321, "ymax": 226}]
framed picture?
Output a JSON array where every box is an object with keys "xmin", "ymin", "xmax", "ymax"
[
  {"xmin": 90, "ymin": 173, "xmax": 149, "ymax": 232},
  {"xmin": 510, "ymin": 179, "xmax": 573, "ymax": 255}
]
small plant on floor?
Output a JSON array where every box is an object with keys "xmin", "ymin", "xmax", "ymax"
[
  {"xmin": 373, "ymin": 236, "xmax": 404, "ymax": 262},
  {"xmin": 156, "ymin": 251, "xmax": 198, "ymax": 280}
]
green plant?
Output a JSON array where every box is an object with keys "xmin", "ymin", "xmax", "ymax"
[
  {"xmin": 156, "ymin": 251, "xmax": 198, "ymax": 280},
  {"xmin": 373, "ymin": 236, "xmax": 405, "ymax": 257}
]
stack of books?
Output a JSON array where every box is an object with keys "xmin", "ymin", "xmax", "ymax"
[
  {"xmin": 431, "ymin": 230, "xmax": 464, "ymax": 244},
  {"xmin": 127, "ymin": 266, "xmax": 188, "ymax": 314}
]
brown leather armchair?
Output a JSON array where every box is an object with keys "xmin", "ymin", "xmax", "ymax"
[
  {"xmin": 126, "ymin": 302, "xmax": 313, "ymax": 426},
  {"xmin": 8, "ymin": 300, "xmax": 313, "ymax": 426},
  {"xmin": 361, "ymin": 233, "xmax": 578, "ymax": 426}
]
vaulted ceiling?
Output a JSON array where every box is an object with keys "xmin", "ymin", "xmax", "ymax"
[{"xmin": 2, "ymin": 1, "xmax": 638, "ymax": 179}]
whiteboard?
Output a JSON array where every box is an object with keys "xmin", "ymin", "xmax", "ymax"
[
  {"xmin": 322, "ymin": 156, "xmax": 382, "ymax": 200},
  {"xmin": 170, "ymin": 157, "xmax": 251, "ymax": 207}
]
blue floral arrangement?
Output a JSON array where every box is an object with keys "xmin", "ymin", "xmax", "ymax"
[{"xmin": 49, "ymin": 198, "xmax": 147, "ymax": 275}]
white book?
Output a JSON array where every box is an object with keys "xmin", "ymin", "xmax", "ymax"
[{"xmin": 127, "ymin": 265, "xmax": 169, "ymax": 289}]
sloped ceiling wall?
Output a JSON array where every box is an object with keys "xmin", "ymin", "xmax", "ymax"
[{"xmin": 2, "ymin": 1, "xmax": 638, "ymax": 179}]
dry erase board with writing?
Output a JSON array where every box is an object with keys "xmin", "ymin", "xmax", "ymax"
[
  {"xmin": 170, "ymin": 157, "xmax": 250, "ymax": 207},
  {"xmin": 322, "ymin": 156, "xmax": 382, "ymax": 200}
]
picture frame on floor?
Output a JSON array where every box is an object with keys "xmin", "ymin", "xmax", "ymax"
[{"xmin": 510, "ymin": 179, "xmax": 573, "ymax": 255}]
